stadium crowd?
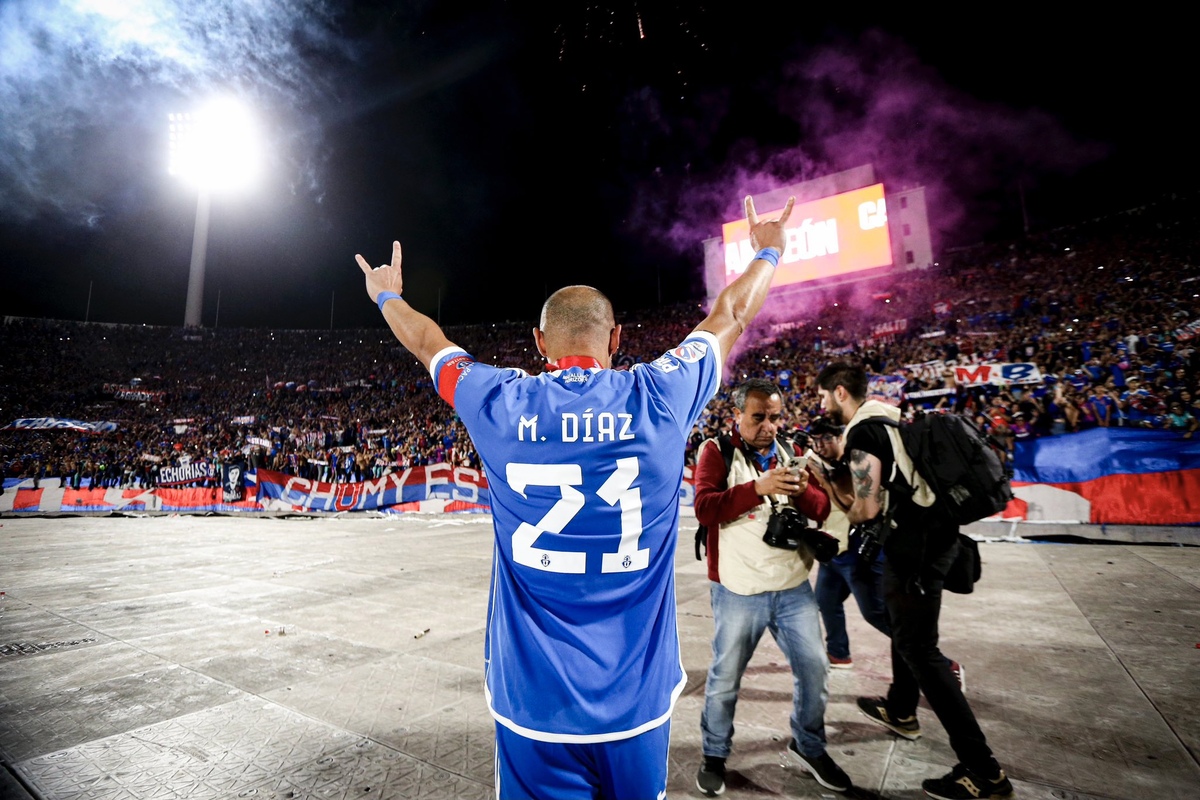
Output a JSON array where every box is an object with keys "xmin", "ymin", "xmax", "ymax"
[{"xmin": 3, "ymin": 192, "xmax": 1198, "ymax": 490}]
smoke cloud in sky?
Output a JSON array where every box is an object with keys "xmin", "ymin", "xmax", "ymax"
[
  {"xmin": 648, "ymin": 28, "xmax": 1110, "ymax": 265},
  {"xmin": 0, "ymin": 0, "xmax": 351, "ymax": 227},
  {"xmin": 616, "ymin": 27, "xmax": 1117, "ymax": 363},
  {"xmin": 777, "ymin": 29, "xmax": 1111, "ymax": 246}
]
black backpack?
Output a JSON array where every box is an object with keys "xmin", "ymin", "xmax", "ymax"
[
  {"xmin": 860, "ymin": 412, "xmax": 1013, "ymax": 527},
  {"xmin": 859, "ymin": 413, "xmax": 1012, "ymax": 594}
]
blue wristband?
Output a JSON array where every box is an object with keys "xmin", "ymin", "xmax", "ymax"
[
  {"xmin": 376, "ymin": 291, "xmax": 402, "ymax": 312},
  {"xmin": 754, "ymin": 247, "xmax": 781, "ymax": 268}
]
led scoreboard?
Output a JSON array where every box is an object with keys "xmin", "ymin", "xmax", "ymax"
[{"xmin": 721, "ymin": 182, "xmax": 893, "ymax": 288}]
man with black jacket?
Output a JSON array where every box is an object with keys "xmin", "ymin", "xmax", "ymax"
[
  {"xmin": 815, "ymin": 361, "xmax": 1013, "ymax": 800},
  {"xmin": 807, "ymin": 416, "xmax": 890, "ymax": 669}
]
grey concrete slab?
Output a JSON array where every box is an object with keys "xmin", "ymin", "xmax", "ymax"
[
  {"xmin": 0, "ymin": 641, "xmax": 162, "ymax": 706},
  {"xmin": 128, "ymin": 621, "xmax": 399, "ymax": 695},
  {"xmin": 0, "ymin": 515, "xmax": 1197, "ymax": 800},
  {"xmin": 0, "ymin": 601, "xmax": 110, "ymax": 648},
  {"xmin": 0, "ymin": 665, "xmax": 238, "ymax": 763},
  {"xmin": 263, "ymin": 652, "xmax": 483, "ymax": 740}
]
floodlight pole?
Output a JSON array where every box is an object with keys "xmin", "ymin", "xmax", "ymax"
[{"xmin": 184, "ymin": 188, "xmax": 211, "ymax": 327}]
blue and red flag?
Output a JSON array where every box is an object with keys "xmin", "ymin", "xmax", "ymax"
[{"xmin": 1010, "ymin": 428, "xmax": 1200, "ymax": 525}]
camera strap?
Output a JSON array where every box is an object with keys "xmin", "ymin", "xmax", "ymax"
[{"xmin": 760, "ymin": 434, "xmax": 798, "ymax": 514}]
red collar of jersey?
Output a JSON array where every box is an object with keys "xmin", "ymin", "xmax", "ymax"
[{"xmin": 545, "ymin": 356, "xmax": 604, "ymax": 371}]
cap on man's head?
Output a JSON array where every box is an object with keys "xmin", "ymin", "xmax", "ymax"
[{"xmin": 808, "ymin": 416, "xmax": 844, "ymax": 437}]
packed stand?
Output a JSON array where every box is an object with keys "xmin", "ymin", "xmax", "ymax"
[{"xmin": 2, "ymin": 192, "xmax": 1198, "ymax": 487}]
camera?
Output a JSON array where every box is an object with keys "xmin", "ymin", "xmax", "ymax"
[
  {"xmin": 856, "ymin": 529, "xmax": 881, "ymax": 564},
  {"xmin": 852, "ymin": 516, "xmax": 889, "ymax": 564},
  {"xmin": 763, "ymin": 506, "xmax": 839, "ymax": 562},
  {"xmin": 762, "ymin": 506, "xmax": 806, "ymax": 550},
  {"xmin": 802, "ymin": 527, "xmax": 840, "ymax": 563},
  {"xmin": 827, "ymin": 458, "xmax": 850, "ymax": 482}
]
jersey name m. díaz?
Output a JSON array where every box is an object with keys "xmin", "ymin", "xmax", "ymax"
[
  {"xmin": 429, "ymin": 332, "xmax": 721, "ymax": 742},
  {"xmin": 516, "ymin": 410, "xmax": 635, "ymax": 444}
]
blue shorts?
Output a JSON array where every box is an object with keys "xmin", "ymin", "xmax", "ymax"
[{"xmin": 494, "ymin": 721, "xmax": 671, "ymax": 800}]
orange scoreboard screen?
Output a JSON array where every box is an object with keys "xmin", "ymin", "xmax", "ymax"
[{"xmin": 721, "ymin": 183, "xmax": 893, "ymax": 288}]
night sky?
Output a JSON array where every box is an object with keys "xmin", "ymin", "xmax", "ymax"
[{"xmin": 0, "ymin": 2, "xmax": 1191, "ymax": 331}]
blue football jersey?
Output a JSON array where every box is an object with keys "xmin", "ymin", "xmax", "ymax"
[{"xmin": 431, "ymin": 331, "xmax": 721, "ymax": 742}]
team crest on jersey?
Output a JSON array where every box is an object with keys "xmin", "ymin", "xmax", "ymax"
[{"xmin": 669, "ymin": 341, "xmax": 708, "ymax": 363}]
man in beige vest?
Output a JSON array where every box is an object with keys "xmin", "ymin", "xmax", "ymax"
[{"xmin": 693, "ymin": 378, "xmax": 851, "ymax": 795}]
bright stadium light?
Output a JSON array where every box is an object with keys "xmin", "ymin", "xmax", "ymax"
[
  {"xmin": 169, "ymin": 98, "xmax": 262, "ymax": 191},
  {"xmin": 169, "ymin": 97, "xmax": 263, "ymax": 327}
]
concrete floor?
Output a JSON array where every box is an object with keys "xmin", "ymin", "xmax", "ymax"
[{"xmin": 0, "ymin": 514, "xmax": 1197, "ymax": 800}]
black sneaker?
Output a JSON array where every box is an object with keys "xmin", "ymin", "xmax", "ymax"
[
  {"xmin": 856, "ymin": 696, "xmax": 921, "ymax": 740},
  {"xmin": 922, "ymin": 764, "xmax": 1014, "ymax": 799},
  {"xmin": 695, "ymin": 755, "xmax": 726, "ymax": 797},
  {"xmin": 784, "ymin": 740, "xmax": 851, "ymax": 793}
]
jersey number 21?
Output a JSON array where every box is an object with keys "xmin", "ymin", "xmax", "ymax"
[{"xmin": 505, "ymin": 457, "xmax": 648, "ymax": 574}]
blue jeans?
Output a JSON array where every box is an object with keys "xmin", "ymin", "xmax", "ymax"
[
  {"xmin": 815, "ymin": 540, "xmax": 890, "ymax": 660},
  {"xmin": 700, "ymin": 579, "xmax": 829, "ymax": 759}
]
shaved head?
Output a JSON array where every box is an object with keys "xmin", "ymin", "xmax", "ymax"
[
  {"xmin": 536, "ymin": 285, "xmax": 619, "ymax": 365},
  {"xmin": 540, "ymin": 285, "xmax": 614, "ymax": 343}
]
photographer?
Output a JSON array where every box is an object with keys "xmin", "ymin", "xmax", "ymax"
[
  {"xmin": 816, "ymin": 362, "xmax": 1012, "ymax": 800},
  {"xmin": 693, "ymin": 378, "xmax": 850, "ymax": 796},
  {"xmin": 806, "ymin": 417, "xmax": 892, "ymax": 669}
]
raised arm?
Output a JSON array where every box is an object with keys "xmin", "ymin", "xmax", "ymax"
[
  {"xmin": 695, "ymin": 195, "xmax": 795, "ymax": 359},
  {"xmin": 355, "ymin": 241, "xmax": 456, "ymax": 370}
]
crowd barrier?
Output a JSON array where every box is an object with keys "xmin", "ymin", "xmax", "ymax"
[{"xmin": 3, "ymin": 430, "xmax": 1198, "ymax": 525}]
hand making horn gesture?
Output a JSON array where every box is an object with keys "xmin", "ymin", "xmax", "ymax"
[
  {"xmin": 355, "ymin": 240, "xmax": 404, "ymax": 305},
  {"xmin": 744, "ymin": 195, "xmax": 795, "ymax": 255}
]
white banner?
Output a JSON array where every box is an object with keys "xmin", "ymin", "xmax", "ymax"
[
  {"xmin": 2, "ymin": 417, "xmax": 118, "ymax": 433},
  {"xmin": 158, "ymin": 462, "xmax": 214, "ymax": 485},
  {"xmin": 952, "ymin": 362, "xmax": 1044, "ymax": 386}
]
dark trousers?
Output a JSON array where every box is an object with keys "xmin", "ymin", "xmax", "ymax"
[{"xmin": 883, "ymin": 548, "xmax": 999, "ymax": 777}]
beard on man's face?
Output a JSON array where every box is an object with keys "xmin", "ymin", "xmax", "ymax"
[{"xmin": 824, "ymin": 404, "xmax": 846, "ymax": 426}]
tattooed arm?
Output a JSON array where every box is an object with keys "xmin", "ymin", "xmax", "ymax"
[{"xmin": 845, "ymin": 448, "xmax": 884, "ymax": 524}]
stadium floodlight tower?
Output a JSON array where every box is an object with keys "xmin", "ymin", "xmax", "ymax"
[{"xmin": 168, "ymin": 98, "xmax": 262, "ymax": 327}]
